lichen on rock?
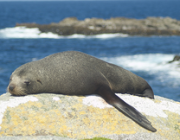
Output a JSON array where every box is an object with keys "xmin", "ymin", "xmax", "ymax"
[{"xmin": 0, "ymin": 92, "xmax": 180, "ymax": 140}]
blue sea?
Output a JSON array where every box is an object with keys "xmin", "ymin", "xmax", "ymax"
[{"xmin": 0, "ymin": 1, "xmax": 180, "ymax": 101}]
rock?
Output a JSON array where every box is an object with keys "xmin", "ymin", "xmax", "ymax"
[
  {"xmin": 0, "ymin": 93, "xmax": 180, "ymax": 140},
  {"xmin": 57, "ymin": 17, "xmax": 79, "ymax": 26},
  {"xmin": 16, "ymin": 17, "xmax": 180, "ymax": 36},
  {"xmin": 0, "ymin": 136, "xmax": 77, "ymax": 140},
  {"xmin": 168, "ymin": 55, "xmax": 180, "ymax": 63}
]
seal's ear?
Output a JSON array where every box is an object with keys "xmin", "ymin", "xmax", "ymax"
[
  {"xmin": 37, "ymin": 79, "xmax": 42, "ymax": 84},
  {"xmin": 24, "ymin": 80, "xmax": 30, "ymax": 86}
]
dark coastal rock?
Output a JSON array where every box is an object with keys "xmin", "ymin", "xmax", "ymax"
[
  {"xmin": 16, "ymin": 17, "xmax": 180, "ymax": 36},
  {"xmin": 168, "ymin": 55, "xmax": 180, "ymax": 63}
]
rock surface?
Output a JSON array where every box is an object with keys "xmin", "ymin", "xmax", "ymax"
[
  {"xmin": 16, "ymin": 17, "xmax": 180, "ymax": 36},
  {"xmin": 0, "ymin": 92, "xmax": 180, "ymax": 140}
]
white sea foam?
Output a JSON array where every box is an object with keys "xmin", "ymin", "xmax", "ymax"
[
  {"xmin": 0, "ymin": 27, "xmax": 59, "ymax": 39},
  {"xmin": 0, "ymin": 27, "xmax": 128, "ymax": 39},
  {"xmin": 89, "ymin": 33, "xmax": 128, "ymax": 38},
  {"xmin": 102, "ymin": 54, "xmax": 174, "ymax": 72},
  {"xmin": 101, "ymin": 54, "xmax": 180, "ymax": 87},
  {"xmin": 66, "ymin": 33, "xmax": 128, "ymax": 39}
]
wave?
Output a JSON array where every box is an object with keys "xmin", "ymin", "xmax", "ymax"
[
  {"xmin": 101, "ymin": 54, "xmax": 180, "ymax": 87},
  {"xmin": 0, "ymin": 27, "xmax": 59, "ymax": 39},
  {"xmin": 0, "ymin": 27, "xmax": 128, "ymax": 39}
]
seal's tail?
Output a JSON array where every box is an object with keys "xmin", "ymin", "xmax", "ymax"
[{"xmin": 97, "ymin": 86, "xmax": 157, "ymax": 132}]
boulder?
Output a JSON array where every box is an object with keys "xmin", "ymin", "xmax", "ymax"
[
  {"xmin": 57, "ymin": 17, "xmax": 79, "ymax": 26},
  {"xmin": 168, "ymin": 55, "xmax": 180, "ymax": 63},
  {"xmin": 0, "ymin": 92, "xmax": 180, "ymax": 140}
]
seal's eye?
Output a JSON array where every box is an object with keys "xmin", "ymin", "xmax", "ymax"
[
  {"xmin": 24, "ymin": 81, "xmax": 30, "ymax": 86},
  {"xmin": 37, "ymin": 79, "xmax": 42, "ymax": 84}
]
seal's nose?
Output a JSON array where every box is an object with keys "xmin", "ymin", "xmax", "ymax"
[{"xmin": 9, "ymin": 84, "xmax": 15, "ymax": 91}]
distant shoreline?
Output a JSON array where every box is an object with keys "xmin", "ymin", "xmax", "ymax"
[{"xmin": 16, "ymin": 17, "xmax": 180, "ymax": 36}]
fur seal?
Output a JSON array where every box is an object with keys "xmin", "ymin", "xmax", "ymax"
[{"xmin": 7, "ymin": 51, "xmax": 156, "ymax": 132}]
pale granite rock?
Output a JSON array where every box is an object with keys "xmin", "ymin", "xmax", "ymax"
[{"xmin": 0, "ymin": 92, "xmax": 180, "ymax": 140}]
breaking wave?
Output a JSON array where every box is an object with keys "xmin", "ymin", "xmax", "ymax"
[
  {"xmin": 101, "ymin": 54, "xmax": 180, "ymax": 88},
  {"xmin": 0, "ymin": 27, "xmax": 128, "ymax": 39}
]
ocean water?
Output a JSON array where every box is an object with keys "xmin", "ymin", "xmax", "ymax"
[{"xmin": 0, "ymin": 1, "xmax": 180, "ymax": 101}]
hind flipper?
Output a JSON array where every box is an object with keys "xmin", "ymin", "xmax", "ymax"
[
  {"xmin": 135, "ymin": 89, "xmax": 155, "ymax": 99},
  {"xmin": 97, "ymin": 86, "xmax": 157, "ymax": 132}
]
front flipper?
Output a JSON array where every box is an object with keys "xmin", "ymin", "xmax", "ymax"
[{"xmin": 97, "ymin": 86, "xmax": 157, "ymax": 132}]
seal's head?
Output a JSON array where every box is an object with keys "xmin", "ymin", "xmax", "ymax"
[{"xmin": 7, "ymin": 64, "xmax": 43, "ymax": 96}]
